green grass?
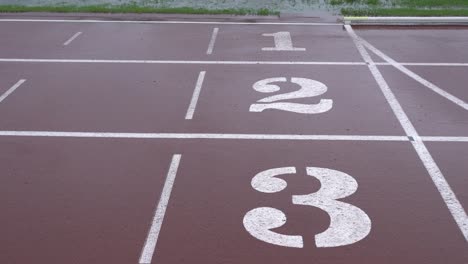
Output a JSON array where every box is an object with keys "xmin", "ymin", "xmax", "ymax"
[
  {"xmin": 330, "ymin": 0, "xmax": 380, "ymax": 5},
  {"xmin": 0, "ymin": 4, "xmax": 278, "ymax": 16},
  {"xmin": 342, "ymin": 7, "xmax": 468, "ymax": 16},
  {"xmin": 398, "ymin": 0, "xmax": 468, "ymax": 8}
]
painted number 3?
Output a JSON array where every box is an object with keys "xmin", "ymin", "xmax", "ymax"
[
  {"xmin": 249, "ymin": 77, "xmax": 333, "ymax": 114},
  {"xmin": 243, "ymin": 167, "xmax": 371, "ymax": 248}
]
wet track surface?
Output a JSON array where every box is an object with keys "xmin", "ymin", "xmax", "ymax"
[{"xmin": 0, "ymin": 16, "xmax": 467, "ymax": 264}]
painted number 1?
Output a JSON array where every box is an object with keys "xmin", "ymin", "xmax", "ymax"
[
  {"xmin": 243, "ymin": 166, "xmax": 371, "ymax": 248},
  {"xmin": 262, "ymin": 32, "xmax": 305, "ymax": 51}
]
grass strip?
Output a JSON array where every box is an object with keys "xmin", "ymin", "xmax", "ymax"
[
  {"xmin": 0, "ymin": 4, "xmax": 278, "ymax": 16},
  {"xmin": 342, "ymin": 7, "xmax": 468, "ymax": 16}
]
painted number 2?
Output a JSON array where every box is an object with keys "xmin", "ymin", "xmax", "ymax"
[
  {"xmin": 262, "ymin": 32, "xmax": 305, "ymax": 51},
  {"xmin": 243, "ymin": 167, "xmax": 371, "ymax": 248},
  {"xmin": 249, "ymin": 77, "xmax": 333, "ymax": 114}
]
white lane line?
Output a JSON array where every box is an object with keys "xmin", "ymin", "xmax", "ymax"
[
  {"xmin": 375, "ymin": 62, "xmax": 468, "ymax": 67},
  {"xmin": 206, "ymin": 27, "xmax": 219, "ymax": 55},
  {"xmin": 185, "ymin": 71, "xmax": 206, "ymax": 120},
  {"xmin": 63, "ymin": 31, "xmax": 82, "ymax": 46},
  {"xmin": 422, "ymin": 136, "xmax": 468, "ymax": 142},
  {"xmin": 359, "ymin": 38, "xmax": 468, "ymax": 110},
  {"xmin": 139, "ymin": 154, "xmax": 181, "ymax": 264},
  {"xmin": 0, "ymin": 131, "xmax": 408, "ymax": 141},
  {"xmin": 346, "ymin": 25, "xmax": 468, "ymax": 242},
  {"xmin": 0, "ymin": 19, "xmax": 340, "ymax": 26},
  {"xmin": 0, "ymin": 79, "xmax": 26, "ymax": 104},
  {"xmin": 0, "ymin": 130, "xmax": 466, "ymax": 142},
  {"xmin": 0, "ymin": 58, "xmax": 366, "ymax": 66}
]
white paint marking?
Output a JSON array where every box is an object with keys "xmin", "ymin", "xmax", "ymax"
[
  {"xmin": 251, "ymin": 167, "xmax": 295, "ymax": 193},
  {"xmin": 422, "ymin": 136, "xmax": 468, "ymax": 142},
  {"xmin": 375, "ymin": 62, "xmax": 468, "ymax": 67},
  {"xmin": 63, "ymin": 31, "xmax": 82, "ymax": 46},
  {"xmin": 346, "ymin": 25, "xmax": 468, "ymax": 241},
  {"xmin": 262, "ymin": 32, "xmax": 306, "ymax": 51},
  {"xmin": 206, "ymin": 27, "xmax": 219, "ymax": 55},
  {"xmin": 0, "ymin": 19, "xmax": 340, "ymax": 26},
  {"xmin": 294, "ymin": 167, "xmax": 371, "ymax": 247},
  {"xmin": 0, "ymin": 79, "xmax": 26, "ymax": 104},
  {"xmin": 359, "ymin": 38, "xmax": 468, "ymax": 110},
  {"xmin": 0, "ymin": 58, "xmax": 366, "ymax": 66},
  {"xmin": 185, "ymin": 71, "xmax": 206, "ymax": 120},
  {"xmin": 0, "ymin": 131, "xmax": 409, "ymax": 141},
  {"xmin": 250, "ymin": 77, "xmax": 333, "ymax": 114},
  {"xmin": 243, "ymin": 207, "xmax": 304, "ymax": 248},
  {"xmin": 139, "ymin": 154, "xmax": 181, "ymax": 264},
  {"xmin": 245, "ymin": 166, "xmax": 371, "ymax": 248}
]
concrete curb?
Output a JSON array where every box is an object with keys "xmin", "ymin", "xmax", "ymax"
[{"xmin": 344, "ymin": 16, "xmax": 468, "ymax": 26}]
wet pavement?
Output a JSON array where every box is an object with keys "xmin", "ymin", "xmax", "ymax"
[{"xmin": 0, "ymin": 15, "xmax": 467, "ymax": 264}]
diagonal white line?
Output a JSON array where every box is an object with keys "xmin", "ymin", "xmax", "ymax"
[
  {"xmin": 185, "ymin": 71, "xmax": 206, "ymax": 120},
  {"xmin": 139, "ymin": 154, "xmax": 181, "ymax": 264},
  {"xmin": 63, "ymin": 31, "xmax": 82, "ymax": 46},
  {"xmin": 206, "ymin": 27, "xmax": 219, "ymax": 55},
  {"xmin": 346, "ymin": 24, "xmax": 468, "ymax": 242},
  {"xmin": 0, "ymin": 79, "xmax": 26, "ymax": 103},
  {"xmin": 361, "ymin": 38, "xmax": 468, "ymax": 110}
]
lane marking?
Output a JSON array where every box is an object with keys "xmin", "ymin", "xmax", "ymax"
[
  {"xmin": 375, "ymin": 62, "xmax": 468, "ymax": 67},
  {"xmin": 63, "ymin": 31, "xmax": 82, "ymax": 46},
  {"xmin": 0, "ymin": 19, "xmax": 340, "ymax": 26},
  {"xmin": 206, "ymin": 27, "xmax": 219, "ymax": 55},
  {"xmin": 0, "ymin": 59, "xmax": 466, "ymax": 67},
  {"xmin": 0, "ymin": 131, "xmax": 465, "ymax": 142},
  {"xmin": 0, "ymin": 58, "xmax": 366, "ymax": 66},
  {"xmin": 359, "ymin": 38, "xmax": 468, "ymax": 110},
  {"xmin": 422, "ymin": 136, "xmax": 468, "ymax": 142},
  {"xmin": 0, "ymin": 131, "xmax": 408, "ymax": 141},
  {"xmin": 185, "ymin": 71, "xmax": 206, "ymax": 119},
  {"xmin": 346, "ymin": 25, "xmax": 468, "ymax": 242},
  {"xmin": 0, "ymin": 79, "xmax": 26, "ymax": 104},
  {"xmin": 139, "ymin": 154, "xmax": 181, "ymax": 264}
]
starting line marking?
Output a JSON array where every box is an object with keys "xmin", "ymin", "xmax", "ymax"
[
  {"xmin": 0, "ymin": 58, "xmax": 366, "ymax": 65},
  {"xmin": 185, "ymin": 71, "xmax": 206, "ymax": 120},
  {"xmin": 63, "ymin": 31, "xmax": 82, "ymax": 46},
  {"xmin": 346, "ymin": 25, "xmax": 468, "ymax": 242},
  {"xmin": 139, "ymin": 154, "xmax": 181, "ymax": 264},
  {"xmin": 206, "ymin": 27, "xmax": 219, "ymax": 55},
  {"xmin": 0, "ymin": 131, "xmax": 467, "ymax": 142},
  {"xmin": 0, "ymin": 79, "xmax": 26, "ymax": 104},
  {"xmin": 1, "ymin": 59, "xmax": 467, "ymax": 67},
  {"xmin": 0, "ymin": 19, "xmax": 340, "ymax": 26}
]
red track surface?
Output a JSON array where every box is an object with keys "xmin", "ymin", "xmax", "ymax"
[{"xmin": 0, "ymin": 15, "xmax": 467, "ymax": 264}]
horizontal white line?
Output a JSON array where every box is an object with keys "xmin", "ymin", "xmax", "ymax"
[
  {"xmin": 0, "ymin": 59, "xmax": 466, "ymax": 67},
  {"xmin": 0, "ymin": 58, "xmax": 365, "ymax": 65},
  {"xmin": 375, "ymin": 62, "xmax": 468, "ymax": 67},
  {"xmin": 0, "ymin": 19, "xmax": 340, "ymax": 26},
  {"xmin": 347, "ymin": 16, "xmax": 468, "ymax": 21},
  {"xmin": 421, "ymin": 136, "xmax": 468, "ymax": 142},
  {"xmin": 0, "ymin": 131, "xmax": 465, "ymax": 142},
  {"xmin": 0, "ymin": 131, "xmax": 407, "ymax": 141}
]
